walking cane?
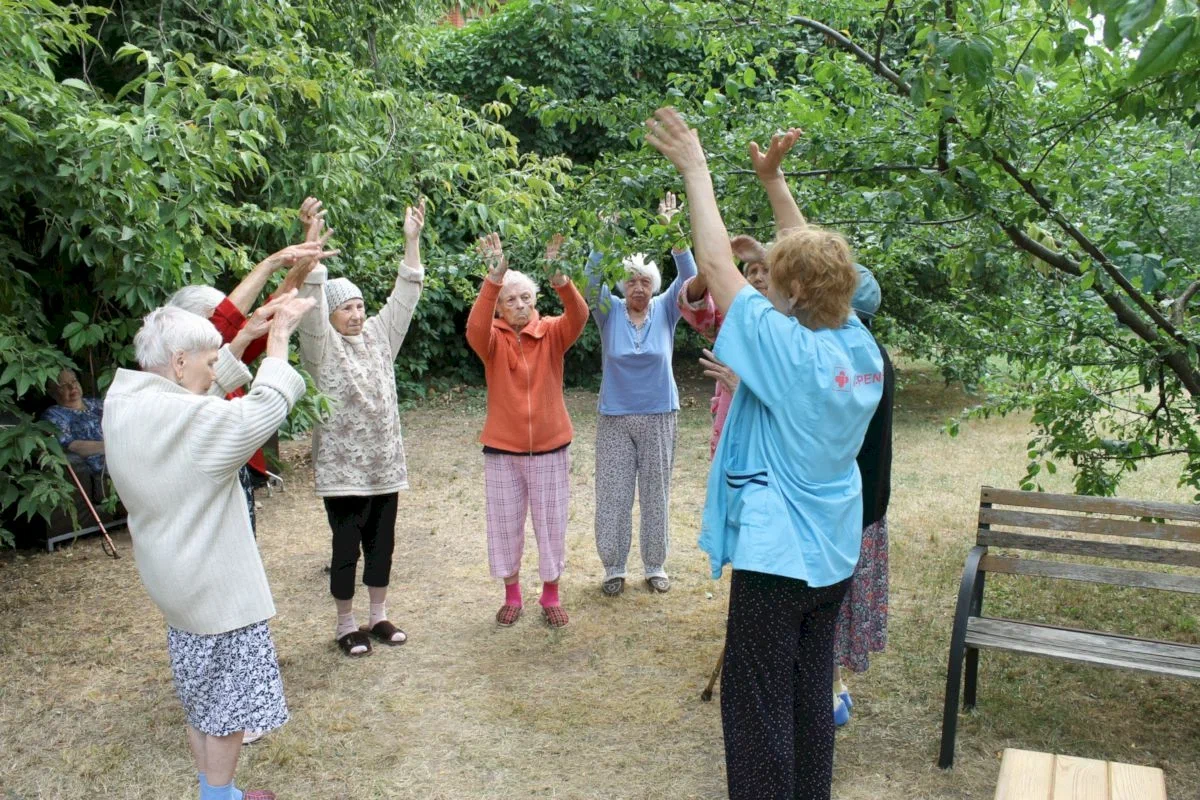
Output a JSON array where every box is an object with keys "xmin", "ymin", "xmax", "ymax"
[
  {"xmin": 700, "ymin": 644, "xmax": 725, "ymax": 702},
  {"xmin": 64, "ymin": 460, "xmax": 120, "ymax": 559}
]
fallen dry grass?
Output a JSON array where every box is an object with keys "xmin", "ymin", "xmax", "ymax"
[{"xmin": 0, "ymin": 359, "xmax": 1196, "ymax": 799}]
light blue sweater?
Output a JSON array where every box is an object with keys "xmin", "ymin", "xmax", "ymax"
[{"xmin": 585, "ymin": 249, "xmax": 698, "ymax": 416}]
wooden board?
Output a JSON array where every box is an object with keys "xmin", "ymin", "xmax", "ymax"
[
  {"xmin": 1053, "ymin": 754, "xmax": 1108, "ymax": 799},
  {"xmin": 1109, "ymin": 761, "xmax": 1167, "ymax": 800},
  {"xmin": 977, "ymin": 529, "xmax": 1200, "ymax": 567},
  {"xmin": 981, "ymin": 486, "xmax": 1200, "ymax": 523},
  {"xmin": 978, "ymin": 507, "xmax": 1200, "ymax": 544},
  {"xmin": 995, "ymin": 748, "xmax": 1055, "ymax": 800},
  {"xmin": 979, "ymin": 554, "xmax": 1200, "ymax": 594},
  {"xmin": 965, "ymin": 617, "xmax": 1200, "ymax": 679}
]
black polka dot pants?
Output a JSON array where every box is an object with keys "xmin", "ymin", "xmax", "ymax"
[{"xmin": 720, "ymin": 569, "xmax": 850, "ymax": 800}]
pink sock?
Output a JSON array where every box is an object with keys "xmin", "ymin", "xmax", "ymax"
[
  {"xmin": 504, "ymin": 581, "xmax": 522, "ymax": 607},
  {"xmin": 539, "ymin": 581, "xmax": 560, "ymax": 608}
]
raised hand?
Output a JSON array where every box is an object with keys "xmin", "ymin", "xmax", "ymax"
[
  {"xmin": 657, "ymin": 192, "xmax": 682, "ymax": 225},
  {"xmin": 477, "ymin": 232, "xmax": 508, "ymax": 283},
  {"xmin": 748, "ymin": 128, "xmax": 803, "ymax": 182},
  {"xmin": 299, "ymin": 197, "xmax": 327, "ymax": 243},
  {"xmin": 270, "ymin": 292, "xmax": 318, "ymax": 338},
  {"xmin": 544, "ymin": 233, "xmax": 569, "ymax": 286},
  {"xmin": 279, "ymin": 230, "xmax": 341, "ymax": 293},
  {"xmin": 644, "ymin": 107, "xmax": 708, "ymax": 175},
  {"xmin": 700, "ymin": 348, "xmax": 740, "ymax": 394},
  {"xmin": 239, "ymin": 291, "xmax": 294, "ymax": 341},
  {"xmin": 404, "ymin": 198, "xmax": 426, "ymax": 241},
  {"xmin": 730, "ymin": 234, "xmax": 768, "ymax": 265}
]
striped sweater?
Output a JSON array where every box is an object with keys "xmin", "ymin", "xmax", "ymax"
[{"xmin": 103, "ymin": 353, "xmax": 306, "ymax": 634}]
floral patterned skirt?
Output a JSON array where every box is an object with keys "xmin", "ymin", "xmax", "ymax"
[
  {"xmin": 832, "ymin": 516, "xmax": 889, "ymax": 673},
  {"xmin": 167, "ymin": 621, "xmax": 289, "ymax": 737}
]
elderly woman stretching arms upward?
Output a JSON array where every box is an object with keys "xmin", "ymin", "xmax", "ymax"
[
  {"xmin": 103, "ymin": 294, "xmax": 315, "ymax": 800},
  {"xmin": 298, "ymin": 198, "xmax": 426, "ymax": 657},
  {"xmin": 466, "ymin": 233, "xmax": 589, "ymax": 628},
  {"xmin": 646, "ymin": 109, "xmax": 883, "ymax": 800},
  {"xmin": 585, "ymin": 195, "xmax": 697, "ymax": 596}
]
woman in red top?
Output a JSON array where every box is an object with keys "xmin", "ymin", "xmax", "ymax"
[{"xmin": 466, "ymin": 232, "xmax": 589, "ymax": 628}]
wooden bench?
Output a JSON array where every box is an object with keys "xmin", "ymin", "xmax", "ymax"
[
  {"xmin": 937, "ymin": 487, "xmax": 1200, "ymax": 769},
  {"xmin": 995, "ymin": 748, "xmax": 1166, "ymax": 799}
]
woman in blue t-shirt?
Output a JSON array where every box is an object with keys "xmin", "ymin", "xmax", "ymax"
[
  {"xmin": 584, "ymin": 195, "xmax": 697, "ymax": 597},
  {"xmin": 646, "ymin": 110, "xmax": 883, "ymax": 800}
]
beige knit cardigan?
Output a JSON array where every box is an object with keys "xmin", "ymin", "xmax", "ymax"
[
  {"xmin": 297, "ymin": 261, "xmax": 423, "ymax": 497},
  {"xmin": 103, "ymin": 351, "xmax": 306, "ymax": 634}
]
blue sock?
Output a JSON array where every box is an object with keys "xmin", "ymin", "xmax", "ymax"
[{"xmin": 199, "ymin": 779, "xmax": 241, "ymax": 800}]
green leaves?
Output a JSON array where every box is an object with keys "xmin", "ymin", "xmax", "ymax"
[
  {"xmin": 948, "ymin": 39, "xmax": 994, "ymax": 88},
  {"xmin": 1130, "ymin": 15, "xmax": 1198, "ymax": 81}
]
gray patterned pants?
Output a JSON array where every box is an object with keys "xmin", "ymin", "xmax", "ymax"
[{"xmin": 594, "ymin": 412, "xmax": 677, "ymax": 580}]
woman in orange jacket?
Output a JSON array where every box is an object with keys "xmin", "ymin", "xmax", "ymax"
[{"xmin": 466, "ymin": 232, "xmax": 590, "ymax": 628}]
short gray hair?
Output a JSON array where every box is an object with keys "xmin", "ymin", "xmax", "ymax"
[
  {"xmin": 134, "ymin": 306, "xmax": 222, "ymax": 369},
  {"xmin": 500, "ymin": 270, "xmax": 538, "ymax": 300},
  {"xmin": 617, "ymin": 253, "xmax": 661, "ymax": 295},
  {"xmin": 167, "ymin": 285, "xmax": 226, "ymax": 319}
]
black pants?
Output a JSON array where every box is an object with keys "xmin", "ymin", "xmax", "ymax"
[
  {"xmin": 721, "ymin": 569, "xmax": 850, "ymax": 800},
  {"xmin": 323, "ymin": 493, "xmax": 398, "ymax": 601}
]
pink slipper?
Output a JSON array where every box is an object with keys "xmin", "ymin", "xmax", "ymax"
[
  {"xmin": 496, "ymin": 603, "xmax": 522, "ymax": 626},
  {"xmin": 541, "ymin": 605, "xmax": 569, "ymax": 628}
]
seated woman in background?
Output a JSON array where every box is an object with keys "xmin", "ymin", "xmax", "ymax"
[
  {"xmin": 646, "ymin": 110, "xmax": 883, "ymax": 800},
  {"xmin": 42, "ymin": 368, "xmax": 106, "ymax": 475},
  {"xmin": 103, "ymin": 295, "xmax": 314, "ymax": 800}
]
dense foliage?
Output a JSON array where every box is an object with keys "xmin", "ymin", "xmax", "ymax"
[{"xmin": 2, "ymin": 0, "xmax": 1199, "ymax": 543}]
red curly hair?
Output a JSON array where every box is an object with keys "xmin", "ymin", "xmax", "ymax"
[{"xmin": 767, "ymin": 227, "xmax": 856, "ymax": 330}]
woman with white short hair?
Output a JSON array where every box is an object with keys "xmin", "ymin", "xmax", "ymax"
[
  {"xmin": 584, "ymin": 194, "xmax": 697, "ymax": 596},
  {"xmin": 103, "ymin": 295, "xmax": 314, "ymax": 800}
]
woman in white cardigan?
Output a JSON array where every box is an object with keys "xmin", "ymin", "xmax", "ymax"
[
  {"xmin": 297, "ymin": 198, "xmax": 425, "ymax": 657},
  {"xmin": 103, "ymin": 296, "xmax": 312, "ymax": 800}
]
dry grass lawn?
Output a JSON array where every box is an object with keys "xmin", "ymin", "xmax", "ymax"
[{"xmin": 0, "ymin": 359, "xmax": 1197, "ymax": 799}]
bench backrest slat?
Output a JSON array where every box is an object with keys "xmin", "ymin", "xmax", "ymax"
[
  {"xmin": 978, "ymin": 506, "xmax": 1200, "ymax": 544},
  {"xmin": 979, "ymin": 554, "xmax": 1200, "ymax": 594},
  {"xmin": 980, "ymin": 486, "xmax": 1200, "ymax": 522},
  {"xmin": 977, "ymin": 530, "xmax": 1200, "ymax": 568}
]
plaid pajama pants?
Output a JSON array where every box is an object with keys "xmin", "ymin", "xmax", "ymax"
[{"xmin": 484, "ymin": 448, "xmax": 571, "ymax": 582}]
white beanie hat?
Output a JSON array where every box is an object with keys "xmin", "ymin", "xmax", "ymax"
[{"xmin": 325, "ymin": 277, "xmax": 363, "ymax": 312}]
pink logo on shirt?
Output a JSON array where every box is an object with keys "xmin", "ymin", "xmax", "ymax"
[{"xmin": 834, "ymin": 368, "xmax": 850, "ymax": 391}]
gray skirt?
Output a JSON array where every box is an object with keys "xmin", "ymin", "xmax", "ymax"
[{"xmin": 167, "ymin": 620, "xmax": 289, "ymax": 737}]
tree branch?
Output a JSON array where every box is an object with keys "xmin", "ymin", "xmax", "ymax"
[
  {"xmin": 726, "ymin": 164, "xmax": 932, "ymax": 178},
  {"xmin": 1173, "ymin": 280, "xmax": 1200, "ymax": 326}
]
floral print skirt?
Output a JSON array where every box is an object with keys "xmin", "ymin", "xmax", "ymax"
[
  {"xmin": 167, "ymin": 620, "xmax": 289, "ymax": 737},
  {"xmin": 832, "ymin": 516, "xmax": 889, "ymax": 673}
]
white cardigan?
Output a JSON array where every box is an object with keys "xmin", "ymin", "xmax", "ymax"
[{"xmin": 103, "ymin": 352, "xmax": 305, "ymax": 635}]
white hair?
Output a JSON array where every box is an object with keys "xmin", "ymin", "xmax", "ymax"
[
  {"xmin": 134, "ymin": 306, "xmax": 222, "ymax": 369},
  {"xmin": 499, "ymin": 270, "xmax": 539, "ymax": 299},
  {"xmin": 617, "ymin": 253, "xmax": 661, "ymax": 295},
  {"xmin": 167, "ymin": 285, "xmax": 226, "ymax": 319}
]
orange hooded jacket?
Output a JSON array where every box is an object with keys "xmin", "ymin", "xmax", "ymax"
[{"xmin": 466, "ymin": 276, "xmax": 589, "ymax": 453}]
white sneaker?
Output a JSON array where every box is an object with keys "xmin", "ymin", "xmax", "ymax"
[{"xmin": 242, "ymin": 729, "xmax": 267, "ymax": 746}]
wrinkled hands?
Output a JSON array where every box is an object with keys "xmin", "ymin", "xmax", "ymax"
[
  {"xmin": 644, "ymin": 107, "xmax": 707, "ymax": 176},
  {"xmin": 748, "ymin": 128, "xmax": 803, "ymax": 183},
  {"xmin": 404, "ymin": 198, "xmax": 426, "ymax": 242},
  {"xmin": 478, "ymin": 232, "xmax": 508, "ymax": 284},
  {"xmin": 700, "ymin": 348, "xmax": 739, "ymax": 394},
  {"xmin": 269, "ymin": 290, "xmax": 317, "ymax": 338},
  {"xmin": 277, "ymin": 227, "xmax": 339, "ymax": 293},
  {"xmin": 657, "ymin": 191, "xmax": 682, "ymax": 225},
  {"xmin": 544, "ymin": 233, "xmax": 569, "ymax": 287}
]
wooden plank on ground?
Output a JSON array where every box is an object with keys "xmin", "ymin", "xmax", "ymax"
[
  {"xmin": 1108, "ymin": 761, "xmax": 1167, "ymax": 800},
  {"xmin": 977, "ymin": 530, "xmax": 1200, "ymax": 567},
  {"xmin": 978, "ymin": 507, "xmax": 1200, "ymax": 544},
  {"xmin": 1052, "ymin": 754, "xmax": 1108, "ymax": 800},
  {"xmin": 979, "ymin": 555, "xmax": 1200, "ymax": 594},
  {"xmin": 995, "ymin": 748, "xmax": 1055, "ymax": 800},
  {"xmin": 981, "ymin": 486, "xmax": 1200, "ymax": 523}
]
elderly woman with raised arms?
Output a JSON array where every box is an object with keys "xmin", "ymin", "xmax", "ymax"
[
  {"xmin": 297, "ymin": 198, "xmax": 426, "ymax": 657},
  {"xmin": 102, "ymin": 292, "xmax": 316, "ymax": 800},
  {"xmin": 584, "ymin": 194, "xmax": 697, "ymax": 596},
  {"xmin": 645, "ymin": 109, "xmax": 883, "ymax": 800},
  {"xmin": 466, "ymin": 232, "xmax": 589, "ymax": 628}
]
